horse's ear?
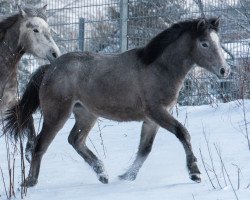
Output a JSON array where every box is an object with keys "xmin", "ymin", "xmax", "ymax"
[
  {"xmin": 34, "ymin": 5, "xmax": 48, "ymax": 21},
  {"xmin": 197, "ymin": 18, "xmax": 206, "ymax": 31},
  {"xmin": 18, "ymin": 5, "xmax": 27, "ymax": 18},
  {"xmin": 210, "ymin": 17, "xmax": 220, "ymax": 29},
  {"xmin": 42, "ymin": 4, "xmax": 47, "ymax": 12}
]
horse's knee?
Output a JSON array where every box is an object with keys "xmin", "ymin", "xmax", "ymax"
[
  {"xmin": 68, "ymin": 125, "xmax": 78, "ymax": 145},
  {"xmin": 139, "ymin": 136, "xmax": 154, "ymax": 157}
]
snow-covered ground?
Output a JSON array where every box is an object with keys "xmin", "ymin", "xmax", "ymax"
[{"xmin": 1, "ymin": 100, "xmax": 250, "ymax": 200}]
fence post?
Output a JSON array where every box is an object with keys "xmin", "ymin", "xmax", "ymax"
[
  {"xmin": 120, "ymin": 0, "xmax": 128, "ymax": 52},
  {"xmin": 79, "ymin": 18, "xmax": 85, "ymax": 51}
]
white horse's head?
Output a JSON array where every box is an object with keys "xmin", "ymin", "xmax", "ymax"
[{"xmin": 18, "ymin": 5, "xmax": 60, "ymax": 61}]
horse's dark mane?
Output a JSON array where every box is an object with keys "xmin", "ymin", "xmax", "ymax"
[
  {"xmin": 0, "ymin": 7, "xmax": 47, "ymax": 41},
  {"xmin": 0, "ymin": 14, "xmax": 19, "ymax": 40},
  {"xmin": 137, "ymin": 18, "xmax": 218, "ymax": 65}
]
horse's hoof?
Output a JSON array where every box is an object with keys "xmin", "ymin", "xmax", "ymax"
[
  {"xmin": 118, "ymin": 172, "xmax": 136, "ymax": 181},
  {"xmin": 21, "ymin": 178, "xmax": 38, "ymax": 188},
  {"xmin": 98, "ymin": 173, "xmax": 108, "ymax": 184},
  {"xmin": 190, "ymin": 173, "xmax": 201, "ymax": 183}
]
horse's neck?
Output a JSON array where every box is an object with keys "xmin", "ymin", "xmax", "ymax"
[
  {"xmin": 160, "ymin": 33, "xmax": 194, "ymax": 81},
  {"xmin": 0, "ymin": 21, "xmax": 23, "ymax": 71},
  {"xmin": 0, "ymin": 21, "xmax": 23, "ymax": 105}
]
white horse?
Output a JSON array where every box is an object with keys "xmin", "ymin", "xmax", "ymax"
[{"xmin": 0, "ymin": 5, "xmax": 60, "ymax": 161}]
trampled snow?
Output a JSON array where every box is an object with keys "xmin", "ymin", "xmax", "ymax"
[{"xmin": 1, "ymin": 101, "xmax": 250, "ymax": 200}]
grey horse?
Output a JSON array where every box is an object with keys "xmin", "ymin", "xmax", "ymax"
[
  {"xmin": 0, "ymin": 5, "xmax": 60, "ymax": 161},
  {"xmin": 5, "ymin": 17, "xmax": 230, "ymax": 187}
]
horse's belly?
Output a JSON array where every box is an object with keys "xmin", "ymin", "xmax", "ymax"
[
  {"xmin": 93, "ymin": 106, "xmax": 145, "ymax": 122},
  {"xmin": 82, "ymin": 90, "xmax": 145, "ymax": 121}
]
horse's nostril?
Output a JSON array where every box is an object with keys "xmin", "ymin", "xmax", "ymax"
[
  {"xmin": 52, "ymin": 52, "xmax": 57, "ymax": 58},
  {"xmin": 220, "ymin": 68, "xmax": 225, "ymax": 75}
]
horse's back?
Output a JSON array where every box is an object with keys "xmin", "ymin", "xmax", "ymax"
[{"xmin": 45, "ymin": 50, "xmax": 141, "ymax": 90}]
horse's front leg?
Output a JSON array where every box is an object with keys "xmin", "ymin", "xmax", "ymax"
[
  {"xmin": 147, "ymin": 106, "xmax": 201, "ymax": 183},
  {"xmin": 119, "ymin": 120, "xmax": 159, "ymax": 181}
]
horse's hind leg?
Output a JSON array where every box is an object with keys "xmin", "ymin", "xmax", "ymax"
[
  {"xmin": 25, "ymin": 117, "xmax": 36, "ymax": 163},
  {"xmin": 68, "ymin": 105, "xmax": 108, "ymax": 184},
  {"xmin": 23, "ymin": 103, "xmax": 72, "ymax": 187},
  {"xmin": 119, "ymin": 120, "xmax": 159, "ymax": 181}
]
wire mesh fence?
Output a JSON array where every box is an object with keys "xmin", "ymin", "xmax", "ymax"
[{"xmin": 0, "ymin": 0, "xmax": 249, "ymax": 105}]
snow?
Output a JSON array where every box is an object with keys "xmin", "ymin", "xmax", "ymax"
[{"xmin": 1, "ymin": 100, "xmax": 250, "ymax": 200}]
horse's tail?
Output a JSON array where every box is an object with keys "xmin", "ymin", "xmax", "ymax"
[{"xmin": 4, "ymin": 64, "xmax": 49, "ymax": 141}]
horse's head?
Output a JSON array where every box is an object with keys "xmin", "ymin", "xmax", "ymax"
[
  {"xmin": 18, "ymin": 5, "xmax": 60, "ymax": 62},
  {"xmin": 191, "ymin": 17, "xmax": 230, "ymax": 78}
]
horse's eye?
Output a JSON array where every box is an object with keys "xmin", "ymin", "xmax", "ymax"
[
  {"xmin": 201, "ymin": 41, "xmax": 209, "ymax": 48},
  {"xmin": 33, "ymin": 29, "xmax": 39, "ymax": 33}
]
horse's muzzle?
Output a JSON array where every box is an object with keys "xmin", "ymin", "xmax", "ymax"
[
  {"xmin": 218, "ymin": 67, "xmax": 230, "ymax": 79},
  {"xmin": 47, "ymin": 49, "xmax": 60, "ymax": 62}
]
